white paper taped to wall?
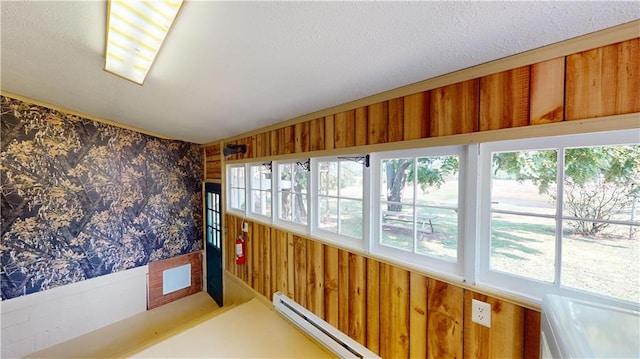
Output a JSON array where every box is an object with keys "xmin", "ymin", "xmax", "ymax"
[{"xmin": 162, "ymin": 264, "xmax": 191, "ymax": 295}]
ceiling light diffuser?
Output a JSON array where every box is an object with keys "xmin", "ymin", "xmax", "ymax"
[{"xmin": 104, "ymin": 0, "xmax": 184, "ymax": 85}]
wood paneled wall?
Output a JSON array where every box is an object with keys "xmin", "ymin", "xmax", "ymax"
[
  {"xmin": 225, "ymin": 215, "xmax": 540, "ymax": 359},
  {"xmin": 148, "ymin": 251, "xmax": 202, "ymax": 310},
  {"xmin": 204, "ymin": 38, "xmax": 638, "ymax": 160},
  {"xmin": 208, "ymin": 38, "xmax": 638, "ymax": 359},
  {"xmin": 204, "ymin": 143, "xmax": 221, "ymax": 180}
]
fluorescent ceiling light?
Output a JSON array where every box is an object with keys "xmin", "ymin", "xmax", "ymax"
[{"xmin": 104, "ymin": 0, "xmax": 183, "ymax": 85}]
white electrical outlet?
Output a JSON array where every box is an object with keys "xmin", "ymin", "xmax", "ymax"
[{"xmin": 471, "ymin": 299, "xmax": 491, "ymax": 328}]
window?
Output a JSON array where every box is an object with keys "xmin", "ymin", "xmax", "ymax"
[
  {"xmin": 479, "ymin": 130, "xmax": 640, "ymax": 304},
  {"xmin": 277, "ymin": 161, "xmax": 309, "ymax": 228},
  {"xmin": 312, "ymin": 157, "xmax": 365, "ymax": 247},
  {"xmin": 248, "ymin": 163, "xmax": 272, "ymax": 219},
  {"xmin": 228, "ymin": 165, "xmax": 245, "ymax": 212},
  {"xmin": 225, "ymin": 128, "xmax": 639, "ymax": 307},
  {"xmin": 372, "ymin": 147, "xmax": 465, "ymax": 274}
]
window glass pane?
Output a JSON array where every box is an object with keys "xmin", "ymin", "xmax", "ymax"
[
  {"xmin": 490, "ymin": 213, "xmax": 556, "ymax": 282},
  {"xmin": 381, "ymin": 158, "xmax": 414, "ymax": 206},
  {"xmin": 280, "ymin": 189, "xmax": 293, "ymax": 222},
  {"xmin": 414, "ymin": 156, "xmax": 459, "ymax": 207},
  {"xmin": 249, "ymin": 165, "xmax": 271, "ymax": 216},
  {"xmin": 230, "ymin": 188, "xmax": 245, "ymax": 210},
  {"xmin": 381, "ymin": 207, "xmax": 414, "ymax": 251},
  {"xmin": 415, "ymin": 207, "xmax": 458, "ymax": 262},
  {"xmin": 561, "ymin": 221, "xmax": 640, "ymax": 302},
  {"xmin": 292, "ymin": 193, "xmax": 308, "ymax": 225},
  {"xmin": 379, "ymin": 154, "xmax": 460, "ymax": 261},
  {"xmin": 278, "ymin": 162, "xmax": 308, "ymax": 225},
  {"xmin": 340, "ymin": 161, "xmax": 363, "ymax": 199},
  {"xmin": 339, "ymin": 199, "xmax": 362, "ymax": 238},
  {"xmin": 491, "ymin": 150, "xmax": 557, "ymax": 215},
  {"xmin": 230, "ymin": 166, "xmax": 245, "ymax": 189},
  {"xmin": 563, "ymin": 145, "xmax": 640, "ymax": 223},
  {"xmin": 319, "ymin": 196, "xmax": 338, "ymax": 232},
  {"xmin": 320, "ymin": 162, "xmax": 338, "ymax": 197}
]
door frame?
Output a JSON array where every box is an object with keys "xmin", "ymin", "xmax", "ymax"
[{"xmin": 203, "ymin": 181, "xmax": 224, "ymax": 306}]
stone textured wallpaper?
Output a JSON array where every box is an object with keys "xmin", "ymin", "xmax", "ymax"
[{"xmin": 1, "ymin": 96, "xmax": 203, "ymax": 300}]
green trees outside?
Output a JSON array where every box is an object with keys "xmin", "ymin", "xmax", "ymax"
[
  {"xmin": 493, "ymin": 145, "xmax": 640, "ymax": 237},
  {"xmin": 384, "ymin": 156, "xmax": 458, "ymax": 212}
]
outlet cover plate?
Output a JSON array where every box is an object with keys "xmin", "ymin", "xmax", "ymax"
[{"xmin": 472, "ymin": 299, "xmax": 491, "ymax": 328}]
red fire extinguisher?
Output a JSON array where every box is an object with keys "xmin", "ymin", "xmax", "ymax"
[{"xmin": 235, "ymin": 234, "xmax": 246, "ymax": 265}]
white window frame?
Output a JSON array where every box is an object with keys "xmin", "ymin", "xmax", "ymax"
[
  {"xmin": 370, "ymin": 145, "xmax": 467, "ymax": 278},
  {"xmin": 274, "ymin": 159, "xmax": 310, "ymax": 234},
  {"xmin": 310, "ymin": 156, "xmax": 369, "ymax": 251},
  {"xmin": 478, "ymin": 129, "xmax": 640, "ymax": 308},
  {"xmin": 226, "ymin": 164, "xmax": 246, "ymax": 216},
  {"xmin": 246, "ymin": 162, "xmax": 273, "ymax": 223}
]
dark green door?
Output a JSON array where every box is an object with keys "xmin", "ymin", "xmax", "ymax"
[{"xmin": 205, "ymin": 183, "xmax": 223, "ymax": 306}]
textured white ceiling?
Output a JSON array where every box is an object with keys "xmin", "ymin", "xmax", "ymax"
[{"xmin": 1, "ymin": 1, "xmax": 639, "ymax": 144}]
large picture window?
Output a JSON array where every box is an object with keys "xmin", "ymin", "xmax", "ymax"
[{"xmin": 480, "ymin": 130, "xmax": 640, "ymax": 304}]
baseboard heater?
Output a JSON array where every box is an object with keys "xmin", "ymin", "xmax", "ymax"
[{"xmin": 272, "ymin": 291, "xmax": 381, "ymax": 359}]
